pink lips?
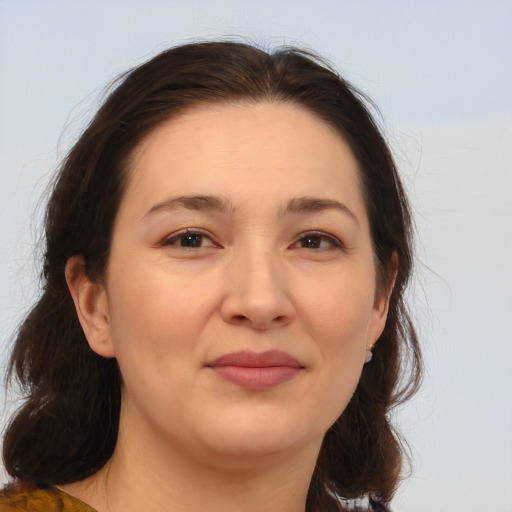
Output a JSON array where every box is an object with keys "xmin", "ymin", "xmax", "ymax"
[{"xmin": 206, "ymin": 350, "xmax": 304, "ymax": 390}]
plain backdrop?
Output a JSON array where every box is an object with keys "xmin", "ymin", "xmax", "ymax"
[{"xmin": 1, "ymin": 1, "xmax": 511, "ymax": 511}]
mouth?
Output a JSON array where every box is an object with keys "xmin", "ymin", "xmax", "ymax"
[{"xmin": 205, "ymin": 350, "xmax": 305, "ymax": 390}]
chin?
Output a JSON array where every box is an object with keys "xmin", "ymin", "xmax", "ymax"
[{"xmin": 192, "ymin": 408, "xmax": 323, "ymax": 463}]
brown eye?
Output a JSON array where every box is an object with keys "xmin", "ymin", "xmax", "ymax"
[
  {"xmin": 300, "ymin": 235, "xmax": 323, "ymax": 248},
  {"xmin": 294, "ymin": 232, "xmax": 342, "ymax": 250},
  {"xmin": 180, "ymin": 233, "xmax": 204, "ymax": 247},
  {"xmin": 161, "ymin": 230, "xmax": 218, "ymax": 249}
]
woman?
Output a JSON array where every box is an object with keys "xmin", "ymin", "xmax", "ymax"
[{"xmin": 1, "ymin": 41, "xmax": 421, "ymax": 512}]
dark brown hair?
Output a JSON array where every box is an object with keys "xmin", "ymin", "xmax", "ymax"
[{"xmin": 3, "ymin": 41, "xmax": 421, "ymax": 512}]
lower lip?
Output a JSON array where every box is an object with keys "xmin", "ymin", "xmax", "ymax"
[{"xmin": 210, "ymin": 366, "xmax": 302, "ymax": 390}]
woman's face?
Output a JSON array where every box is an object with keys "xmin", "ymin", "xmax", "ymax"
[{"xmin": 79, "ymin": 102, "xmax": 390, "ymax": 465}]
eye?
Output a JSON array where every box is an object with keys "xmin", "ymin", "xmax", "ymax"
[
  {"xmin": 161, "ymin": 230, "xmax": 218, "ymax": 249},
  {"xmin": 292, "ymin": 232, "xmax": 343, "ymax": 250}
]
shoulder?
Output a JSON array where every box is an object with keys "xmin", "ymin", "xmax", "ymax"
[{"xmin": 0, "ymin": 481, "xmax": 97, "ymax": 512}]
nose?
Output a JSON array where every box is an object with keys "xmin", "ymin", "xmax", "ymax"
[{"xmin": 220, "ymin": 250, "xmax": 295, "ymax": 330}]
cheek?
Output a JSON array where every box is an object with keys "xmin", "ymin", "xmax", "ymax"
[
  {"xmin": 298, "ymin": 271, "xmax": 376, "ymax": 347},
  {"xmin": 105, "ymin": 265, "xmax": 204, "ymax": 372},
  {"xmin": 295, "ymin": 273, "xmax": 375, "ymax": 415}
]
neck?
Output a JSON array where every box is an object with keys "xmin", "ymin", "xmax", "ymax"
[{"xmin": 61, "ymin": 411, "xmax": 322, "ymax": 512}]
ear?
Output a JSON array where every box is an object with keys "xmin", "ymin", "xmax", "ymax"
[
  {"xmin": 367, "ymin": 252, "xmax": 398, "ymax": 350},
  {"xmin": 65, "ymin": 255, "xmax": 116, "ymax": 358}
]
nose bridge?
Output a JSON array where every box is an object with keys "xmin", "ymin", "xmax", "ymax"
[
  {"xmin": 240, "ymin": 244, "xmax": 281, "ymax": 296},
  {"xmin": 222, "ymin": 239, "xmax": 294, "ymax": 329}
]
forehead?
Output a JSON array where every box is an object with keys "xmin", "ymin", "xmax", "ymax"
[{"xmin": 121, "ymin": 101, "xmax": 367, "ymax": 222}]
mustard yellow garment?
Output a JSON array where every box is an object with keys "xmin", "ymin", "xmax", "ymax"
[{"xmin": 0, "ymin": 481, "xmax": 96, "ymax": 512}]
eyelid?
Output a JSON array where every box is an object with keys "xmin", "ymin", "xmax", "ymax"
[
  {"xmin": 157, "ymin": 228, "xmax": 344, "ymax": 250},
  {"xmin": 291, "ymin": 231, "xmax": 344, "ymax": 249},
  {"xmin": 159, "ymin": 228, "xmax": 220, "ymax": 248}
]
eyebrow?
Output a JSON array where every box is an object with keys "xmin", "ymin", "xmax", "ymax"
[
  {"xmin": 143, "ymin": 194, "xmax": 234, "ymax": 219},
  {"xmin": 283, "ymin": 196, "xmax": 360, "ymax": 225},
  {"xmin": 142, "ymin": 194, "xmax": 359, "ymax": 225}
]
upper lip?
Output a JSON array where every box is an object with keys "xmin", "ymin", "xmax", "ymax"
[{"xmin": 206, "ymin": 350, "xmax": 304, "ymax": 368}]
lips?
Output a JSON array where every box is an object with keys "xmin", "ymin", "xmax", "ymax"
[{"xmin": 206, "ymin": 350, "xmax": 304, "ymax": 390}]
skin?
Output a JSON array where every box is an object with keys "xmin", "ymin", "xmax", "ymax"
[{"xmin": 64, "ymin": 102, "xmax": 392, "ymax": 512}]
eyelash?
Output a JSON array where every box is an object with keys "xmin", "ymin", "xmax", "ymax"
[
  {"xmin": 160, "ymin": 229, "xmax": 219, "ymax": 249},
  {"xmin": 159, "ymin": 229, "xmax": 343, "ymax": 251},
  {"xmin": 159, "ymin": 228, "xmax": 345, "ymax": 251},
  {"xmin": 291, "ymin": 231, "xmax": 344, "ymax": 251}
]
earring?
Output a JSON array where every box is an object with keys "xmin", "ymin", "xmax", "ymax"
[{"xmin": 365, "ymin": 343, "xmax": 375, "ymax": 364}]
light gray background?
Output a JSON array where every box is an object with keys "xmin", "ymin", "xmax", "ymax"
[{"xmin": 1, "ymin": 1, "xmax": 511, "ymax": 511}]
